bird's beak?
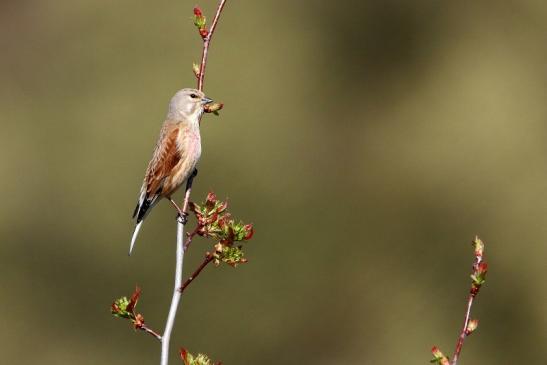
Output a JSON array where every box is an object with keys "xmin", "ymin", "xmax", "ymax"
[{"xmin": 201, "ymin": 96, "xmax": 213, "ymax": 105}]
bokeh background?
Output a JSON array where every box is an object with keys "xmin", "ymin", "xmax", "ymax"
[{"xmin": 1, "ymin": 0, "xmax": 546, "ymax": 364}]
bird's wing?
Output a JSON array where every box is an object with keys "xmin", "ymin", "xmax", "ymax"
[
  {"xmin": 133, "ymin": 122, "xmax": 181, "ymax": 222},
  {"xmin": 145, "ymin": 122, "xmax": 181, "ymax": 197}
]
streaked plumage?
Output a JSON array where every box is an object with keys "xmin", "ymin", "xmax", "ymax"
[{"xmin": 129, "ymin": 88, "xmax": 213, "ymax": 255}]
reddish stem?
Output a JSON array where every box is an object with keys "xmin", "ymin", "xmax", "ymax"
[
  {"xmin": 184, "ymin": 227, "xmax": 199, "ymax": 250},
  {"xmin": 451, "ymin": 255, "xmax": 483, "ymax": 365},
  {"xmin": 181, "ymin": 0, "xmax": 227, "ymax": 212},
  {"xmin": 451, "ymin": 292, "xmax": 476, "ymax": 364},
  {"xmin": 139, "ymin": 324, "xmax": 162, "ymax": 341},
  {"xmin": 197, "ymin": 0, "xmax": 227, "ymax": 91},
  {"xmin": 179, "ymin": 254, "xmax": 214, "ymax": 293}
]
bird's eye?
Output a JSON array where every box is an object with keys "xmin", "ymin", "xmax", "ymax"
[{"xmin": 190, "ymin": 93, "xmax": 197, "ymax": 99}]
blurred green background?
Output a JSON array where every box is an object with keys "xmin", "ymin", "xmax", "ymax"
[{"xmin": 1, "ymin": 0, "xmax": 545, "ymax": 363}]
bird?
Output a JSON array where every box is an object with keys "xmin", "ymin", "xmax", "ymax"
[{"xmin": 129, "ymin": 88, "xmax": 213, "ymax": 255}]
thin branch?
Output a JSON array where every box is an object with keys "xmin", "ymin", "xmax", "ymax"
[
  {"xmin": 179, "ymin": 254, "xmax": 214, "ymax": 294},
  {"xmin": 197, "ymin": 0, "xmax": 227, "ymax": 91},
  {"xmin": 431, "ymin": 238, "xmax": 487, "ymax": 365},
  {"xmin": 160, "ymin": 1, "xmax": 228, "ymax": 362},
  {"xmin": 184, "ymin": 227, "xmax": 199, "ymax": 251},
  {"xmin": 449, "ymin": 237, "xmax": 487, "ymax": 365},
  {"xmin": 451, "ymin": 294, "xmax": 476, "ymax": 364},
  {"xmin": 139, "ymin": 324, "xmax": 162, "ymax": 342},
  {"xmin": 451, "ymin": 252, "xmax": 483, "ymax": 365}
]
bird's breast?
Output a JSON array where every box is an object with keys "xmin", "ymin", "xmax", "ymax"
[
  {"xmin": 163, "ymin": 127, "xmax": 201, "ymax": 195},
  {"xmin": 179, "ymin": 127, "xmax": 202, "ymax": 162}
]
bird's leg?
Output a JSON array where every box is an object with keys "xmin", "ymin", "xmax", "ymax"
[
  {"xmin": 169, "ymin": 198, "xmax": 188, "ymax": 224},
  {"xmin": 187, "ymin": 168, "xmax": 198, "ymax": 188},
  {"xmin": 171, "ymin": 169, "xmax": 199, "ymax": 225}
]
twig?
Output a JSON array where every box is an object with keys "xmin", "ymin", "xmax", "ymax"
[
  {"xmin": 451, "ymin": 294, "xmax": 475, "ymax": 364},
  {"xmin": 184, "ymin": 227, "xmax": 199, "ymax": 251},
  {"xmin": 451, "ymin": 245, "xmax": 484, "ymax": 365},
  {"xmin": 179, "ymin": 254, "xmax": 214, "ymax": 294},
  {"xmin": 140, "ymin": 324, "xmax": 162, "ymax": 342},
  {"xmin": 197, "ymin": 0, "xmax": 227, "ymax": 91},
  {"xmin": 431, "ymin": 237, "xmax": 487, "ymax": 365},
  {"xmin": 160, "ymin": 2, "xmax": 228, "ymax": 363}
]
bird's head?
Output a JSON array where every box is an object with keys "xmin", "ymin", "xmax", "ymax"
[{"xmin": 167, "ymin": 88, "xmax": 213, "ymax": 121}]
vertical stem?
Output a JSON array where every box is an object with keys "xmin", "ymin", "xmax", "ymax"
[
  {"xmin": 197, "ymin": 0, "xmax": 227, "ymax": 91},
  {"xmin": 161, "ymin": 172, "xmax": 196, "ymax": 365},
  {"xmin": 160, "ymin": 221, "xmax": 185, "ymax": 365},
  {"xmin": 159, "ymin": 1, "xmax": 228, "ymax": 362}
]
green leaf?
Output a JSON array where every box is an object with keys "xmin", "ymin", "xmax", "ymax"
[
  {"xmin": 220, "ymin": 245, "xmax": 247, "ymax": 267},
  {"xmin": 111, "ymin": 296, "xmax": 133, "ymax": 319}
]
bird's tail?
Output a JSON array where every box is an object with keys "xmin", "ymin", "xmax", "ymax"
[
  {"xmin": 129, "ymin": 220, "xmax": 143, "ymax": 256},
  {"xmin": 129, "ymin": 191, "xmax": 160, "ymax": 256}
]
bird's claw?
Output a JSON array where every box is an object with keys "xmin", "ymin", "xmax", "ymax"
[{"xmin": 177, "ymin": 212, "xmax": 189, "ymax": 225}]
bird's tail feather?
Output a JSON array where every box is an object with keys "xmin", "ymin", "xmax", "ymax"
[
  {"xmin": 128, "ymin": 221, "xmax": 143, "ymax": 256},
  {"xmin": 133, "ymin": 192, "xmax": 159, "ymax": 222}
]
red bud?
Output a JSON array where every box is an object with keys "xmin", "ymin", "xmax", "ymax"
[
  {"xmin": 180, "ymin": 348, "xmax": 190, "ymax": 365},
  {"xmin": 476, "ymin": 262, "xmax": 488, "ymax": 275},
  {"xmin": 193, "ymin": 7, "xmax": 203, "ymax": 17},
  {"xmin": 244, "ymin": 224, "xmax": 254, "ymax": 240},
  {"xmin": 206, "ymin": 192, "xmax": 217, "ymax": 204}
]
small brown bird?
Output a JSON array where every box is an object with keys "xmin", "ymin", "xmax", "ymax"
[{"xmin": 129, "ymin": 88, "xmax": 213, "ymax": 255}]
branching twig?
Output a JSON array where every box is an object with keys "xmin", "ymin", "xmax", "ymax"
[
  {"xmin": 179, "ymin": 254, "xmax": 215, "ymax": 294},
  {"xmin": 431, "ymin": 237, "xmax": 488, "ymax": 365},
  {"xmin": 160, "ymin": 3, "xmax": 228, "ymax": 364},
  {"xmin": 184, "ymin": 227, "xmax": 199, "ymax": 251},
  {"xmin": 111, "ymin": 287, "xmax": 163, "ymax": 342},
  {"xmin": 113, "ymin": 4, "xmax": 235, "ymax": 363}
]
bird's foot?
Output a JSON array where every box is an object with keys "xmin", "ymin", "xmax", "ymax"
[
  {"xmin": 177, "ymin": 212, "xmax": 189, "ymax": 225},
  {"xmin": 170, "ymin": 198, "xmax": 188, "ymax": 224}
]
